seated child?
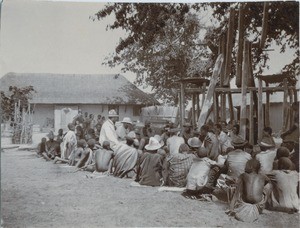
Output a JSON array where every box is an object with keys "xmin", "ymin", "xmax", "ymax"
[{"xmin": 228, "ymin": 159, "xmax": 269, "ymax": 222}]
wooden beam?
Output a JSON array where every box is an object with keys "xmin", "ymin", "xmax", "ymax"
[
  {"xmin": 214, "ymin": 86, "xmax": 298, "ymax": 93},
  {"xmin": 249, "ymin": 91, "xmax": 254, "ymax": 145},
  {"xmin": 201, "ymin": 82, "xmax": 207, "ymax": 108},
  {"xmin": 260, "ymin": 2, "xmax": 269, "ymax": 49},
  {"xmin": 240, "ymin": 40, "xmax": 250, "ymax": 139},
  {"xmin": 196, "ymin": 93, "xmax": 200, "ymax": 122},
  {"xmin": 192, "ymin": 94, "xmax": 196, "ymax": 127},
  {"xmin": 180, "ymin": 82, "xmax": 185, "ymax": 129},
  {"xmin": 227, "ymin": 91, "xmax": 234, "ymax": 122},
  {"xmin": 282, "ymin": 78, "xmax": 288, "ymax": 132},
  {"xmin": 265, "ymin": 83, "xmax": 270, "ymax": 127},
  {"xmin": 257, "ymin": 78, "xmax": 263, "ymax": 142},
  {"xmin": 236, "ymin": 3, "xmax": 245, "ymax": 88},
  {"xmin": 198, "ymin": 54, "xmax": 224, "ymax": 129},
  {"xmin": 224, "ymin": 7, "xmax": 235, "ymax": 86},
  {"xmin": 213, "ymin": 92, "xmax": 219, "ymax": 123}
]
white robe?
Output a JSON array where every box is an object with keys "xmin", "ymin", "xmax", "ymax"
[
  {"xmin": 61, "ymin": 130, "xmax": 77, "ymax": 159},
  {"xmin": 99, "ymin": 119, "xmax": 119, "ymax": 150}
]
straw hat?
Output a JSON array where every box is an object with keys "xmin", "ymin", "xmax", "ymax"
[
  {"xmin": 47, "ymin": 131, "xmax": 55, "ymax": 139},
  {"xmin": 121, "ymin": 117, "xmax": 133, "ymax": 125},
  {"xmin": 154, "ymin": 134, "xmax": 165, "ymax": 147},
  {"xmin": 108, "ymin": 109, "xmax": 119, "ymax": 117},
  {"xmin": 259, "ymin": 137, "xmax": 275, "ymax": 148},
  {"xmin": 145, "ymin": 137, "xmax": 162, "ymax": 151},
  {"xmin": 231, "ymin": 136, "xmax": 248, "ymax": 147},
  {"xmin": 188, "ymin": 137, "xmax": 201, "ymax": 148}
]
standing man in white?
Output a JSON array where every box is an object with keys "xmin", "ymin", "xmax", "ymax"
[{"xmin": 99, "ymin": 109, "xmax": 120, "ymax": 150}]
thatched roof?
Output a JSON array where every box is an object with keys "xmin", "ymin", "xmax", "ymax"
[{"xmin": 0, "ymin": 73, "xmax": 159, "ymax": 105}]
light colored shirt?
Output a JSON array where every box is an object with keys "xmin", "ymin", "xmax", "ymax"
[
  {"xmin": 61, "ymin": 130, "xmax": 77, "ymax": 159},
  {"xmin": 226, "ymin": 149, "xmax": 251, "ymax": 179},
  {"xmin": 255, "ymin": 149, "xmax": 276, "ymax": 173},
  {"xmin": 116, "ymin": 125, "xmax": 130, "ymax": 141},
  {"xmin": 99, "ymin": 119, "xmax": 119, "ymax": 150},
  {"xmin": 218, "ymin": 131, "xmax": 232, "ymax": 153},
  {"xmin": 167, "ymin": 135, "xmax": 185, "ymax": 155}
]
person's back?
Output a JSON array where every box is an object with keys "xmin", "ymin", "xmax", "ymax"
[
  {"xmin": 138, "ymin": 152, "xmax": 163, "ymax": 186},
  {"xmin": 167, "ymin": 152, "xmax": 196, "ymax": 187},
  {"xmin": 255, "ymin": 149, "xmax": 276, "ymax": 173},
  {"xmin": 167, "ymin": 135, "xmax": 185, "ymax": 155},
  {"xmin": 95, "ymin": 147, "xmax": 114, "ymax": 172},
  {"xmin": 226, "ymin": 149, "xmax": 251, "ymax": 179},
  {"xmin": 241, "ymin": 172, "xmax": 266, "ymax": 204}
]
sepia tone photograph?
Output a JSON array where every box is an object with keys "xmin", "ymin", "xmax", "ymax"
[{"xmin": 0, "ymin": 0, "xmax": 299, "ymax": 227}]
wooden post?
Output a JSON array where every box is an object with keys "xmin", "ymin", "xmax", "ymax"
[
  {"xmin": 224, "ymin": 7, "xmax": 235, "ymax": 86},
  {"xmin": 227, "ymin": 92, "xmax": 234, "ymax": 122},
  {"xmin": 213, "ymin": 92, "xmax": 219, "ymax": 123},
  {"xmin": 180, "ymin": 82, "xmax": 185, "ymax": 129},
  {"xmin": 258, "ymin": 78, "xmax": 263, "ymax": 142},
  {"xmin": 260, "ymin": 2, "xmax": 269, "ymax": 49},
  {"xmin": 288, "ymin": 88, "xmax": 294, "ymax": 129},
  {"xmin": 201, "ymin": 83, "xmax": 206, "ymax": 108},
  {"xmin": 265, "ymin": 83, "xmax": 270, "ymax": 127},
  {"xmin": 236, "ymin": 3, "xmax": 245, "ymax": 87},
  {"xmin": 192, "ymin": 94, "xmax": 196, "ymax": 127},
  {"xmin": 196, "ymin": 93, "xmax": 200, "ymax": 120},
  {"xmin": 282, "ymin": 78, "xmax": 288, "ymax": 132},
  {"xmin": 220, "ymin": 34, "xmax": 227, "ymax": 122},
  {"xmin": 249, "ymin": 91, "xmax": 254, "ymax": 145},
  {"xmin": 240, "ymin": 40, "xmax": 250, "ymax": 139}
]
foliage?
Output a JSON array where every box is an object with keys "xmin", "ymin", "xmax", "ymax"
[
  {"xmin": 0, "ymin": 86, "xmax": 35, "ymax": 122},
  {"xmin": 94, "ymin": 2, "xmax": 299, "ymax": 103}
]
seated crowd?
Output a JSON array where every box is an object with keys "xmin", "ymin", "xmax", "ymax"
[{"xmin": 37, "ymin": 109, "xmax": 299, "ymax": 223}]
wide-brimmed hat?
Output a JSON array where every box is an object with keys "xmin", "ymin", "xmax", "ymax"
[
  {"xmin": 108, "ymin": 109, "xmax": 119, "ymax": 117},
  {"xmin": 231, "ymin": 136, "xmax": 248, "ymax": 147},
  {"xmin": 121, "ymin": 117, "xmax": 133, "ymax": 125},
  {"xmin": 188, "ymin": 137, "xmax": 201, "ymax": 148},
  {"xmin": 125, "ymin": 131, "xmax": 136, "ymax": 140},
  {"xmin": 47, "ymin": 131, "xmax": 55, "ymax": 139},
  {"xmin": 259, "ymin": 137, "xmax": 275, "ymax": 148},
  {"xmin": 154, "ymin": 134, "xmax": 164, "ymax": 147},
  {"xmin": 145, "ymin": 137, "xmax": 162, "ymax": 151}
]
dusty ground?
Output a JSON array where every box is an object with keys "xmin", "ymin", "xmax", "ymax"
[{"xmin": 1, "ymin": 148, "xmax": 299, "ymax": 227}]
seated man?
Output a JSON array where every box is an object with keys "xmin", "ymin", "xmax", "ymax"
[
  {"xmin": 183, "ymin": 147, "xmax": 217, "ymax": 198},
  {"xmin": 116, "ymin": 117, "xmax": 133, "ymax": 141},
  {"xmin": 214, "ymin": 123, "xmax": 232, "ymax": 155},
  {"xmin": 163, "ymin": 143, "xmax": 196, "ymax": 187},
  {"xmin": 199, "ymin": 125, "xmax": 219, "ymax": 161},
  {"xmin": 113, "ymin": 132, "xmax": 139, "ymax": 178},
  {"xmin": 68, "ymin": 139, "xmax": 87, "ymax": 166},
  {"xmin": 166, "ymin": 128, "xmax": 185, "ymax": 155},
  {"xmin": 42, "ymin": 131, "xmax": 60, "ymax": 161},
  {"xmin": 255, "ymin": 137, "xmax": 276, "ymax": 173},
  {"xmin": 93, "ymin": 141, "xmax": 114, "ymax": 174},
  {"xmin": 224, "ymin": 137, "xmax": 251, "ymax": 181},
  {"xmin": 228, "ymin": 159, "xmax": 269, "ymax": 222},
  {"xmin": 187, "ymin": 137, "xmax": 201, "ymax": 154},
  {"xmin": 136, "ymin": 137, "xmax": 165, "ymax": 186},
  {"xmin": 266, "ymin": 157, "xmax": 299, "ymax": 213},
  {"xmin": 272, "ymin": 147, "xmax": 291, "ymax": 170}
]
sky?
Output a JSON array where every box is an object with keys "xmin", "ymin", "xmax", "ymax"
[{"xmin": 0, "ymin": 0, "xmax": 298, "ymax": 93}]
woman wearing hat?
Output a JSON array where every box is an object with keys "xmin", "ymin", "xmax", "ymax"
[{"xmin": 135, "ymin": 137, "xmax": 165, "ymax": 186}]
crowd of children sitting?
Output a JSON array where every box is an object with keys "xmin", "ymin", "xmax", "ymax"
[{"xmin": 37, "ymin": 108, "xmax": 299, "ymax": 223}]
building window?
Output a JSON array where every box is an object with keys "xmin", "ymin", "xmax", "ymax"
[
  {"xmin": 133, "ymin": 106, "xmax": 141, "ymax": 116},
  {"xmin": 108, "ymin": 105, "xmax": 119, "ymax": 114}
]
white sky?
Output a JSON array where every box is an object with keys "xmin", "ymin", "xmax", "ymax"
[{"xmin": 0, "ymin": 0, "xmax": 298, "ymax": 93}]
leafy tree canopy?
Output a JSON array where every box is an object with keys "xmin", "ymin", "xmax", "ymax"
[{"xmin": 94, "ymin": 2, "xmax": 299, "ymax": 103}]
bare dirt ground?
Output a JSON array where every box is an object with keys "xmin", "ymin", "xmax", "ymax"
[{"xmin": 1, "ymin": 148, "xmax": 299, "ymax": 227}]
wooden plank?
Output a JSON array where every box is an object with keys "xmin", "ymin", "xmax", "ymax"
[
  {"xmin": 236, "ymin": 3, "xmax": 245, "ymax": 87},
  {"xmin": 249, "ymin": 91, "xmax": 254, "ymax": 145},
  {"xmin": 224, "ymin": 7, "xmax": 235, "ymax": 86},
  {"xmin": 282, "ymin": 78, "xmax": 288, "ymax": 132},
  {"xmin": 257, "ymin": 78, "xmax": 263, "ymax": 142},
  {"xmin": 260, "ymin": 2, "xmax": 269, "ymax": 49},
  {"xmin": 180, "ymin": 82, "xmax": 185, "ymax": 129},
  {"xmin": 227, "ymin": 91, "xmax": 234, "ymax": 122},
  {"xmin": 240, "ymin": 40, "xmax": 250, "ymax": 139},
  {"xmin": 196, "ymin": 93, "xmax": 200, "ymax": 121},
  {"xmin": 192, "ymin": 94, "xmax": 196, "ymax": 127},
  {"xmin": 198, "ymin": 54, "xmax": 224, "ymax": 129},
  {"xmin": 215, "ymin": 86, "xmax": 298, "ymax": 93},
  {"xmin": 265, "ymin": 83, "xmax": 270, "ymax": 127},
  {"xmin": 201, "ymin": 82, "xmax": 207, "ymax": 108},
  {"xmin": 288, "ymin": 88, "xmax": 294, "ymax": 129},
  {"xmin": 213, "ymin": 92, "xmax": 219, "ymax": 123}
]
